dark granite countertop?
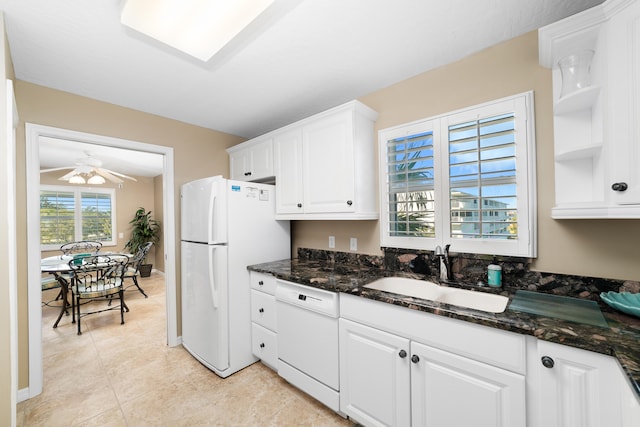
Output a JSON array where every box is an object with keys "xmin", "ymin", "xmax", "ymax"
[{"xmin": 249, "ymin": 257, "xmax": 640, "ymax": 400}]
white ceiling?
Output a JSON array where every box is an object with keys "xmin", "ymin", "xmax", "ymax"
[
  {"xmin": 38, "ymin": 136, "xmax": 163, "ymax": 178},
  {"xmin": 2, "ymin": 0, "xmax": 602, "ymax": 175}
]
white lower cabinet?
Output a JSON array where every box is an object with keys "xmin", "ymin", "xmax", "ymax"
[
  {"xmin": 249, "ymin": 272, "xmax": 278, "ymax": 369},
  {"xmin": 339, "ymin": 295, "xmax": 526, "ymax": 427},
  {"xmin": 339, "ymin": 318, "xmax": 411, "ymax": 427},
  {"xmin": 411, "ymin": 341, "xmax": 525, "ymax": 427},
  {"xmin": 534, "ymin": 340, "xmax": 624, "ymax": 427}
]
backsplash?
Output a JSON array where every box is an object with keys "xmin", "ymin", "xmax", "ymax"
[{"xmin": 297, "ymin": 247, "xmax": 640, "ymax": 303}]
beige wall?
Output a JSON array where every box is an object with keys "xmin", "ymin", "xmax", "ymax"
[
  {"xmin": 14, "ymin": 81, "xmax": 244, "ymax": 390},
  {"xmin": 293, "ymin": 30, "xmax": 640, "ymax": 282}
]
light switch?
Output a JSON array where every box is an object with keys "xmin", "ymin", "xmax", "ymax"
[
  {"xmin": 329, "ymin": 236, "xmax": 335, "ymax": 248},
  {"xmin": 350, "ymin": 237, "xmax": 357, "ymax": 251}
]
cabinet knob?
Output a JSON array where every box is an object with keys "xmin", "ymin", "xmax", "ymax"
[
  {"xmin": 541, "ymin": 356, "xmax": 555, "ymax": 368},
  {"xmin": 297, "ymin": 203, "xmax": 302, "ymax": 208},
  {"xmin": 244, "ymin": 171, "xmax": 252, "ymax": 176},
  {"xmin": 399, "ymin": 349, "xmax": 407, "ymax": 358},
  {"xmin": 259, "ymin": 308, "xmax": 264, "ymax": 313},
  {"xmin": 411, "ymin": 355, "xmax": 420, "ymax": 364},
  {"xmin": 346, "ymin": 200, "xmax": 353, "ymax": 206},
  {"xmin": 260, "ymin": 343, "xmax": 265, "ymax": 348},
  {"xmin": 258, "ymin": 280, "xmax": 264, "ymax": 286},
  {"xmin": 611, "ymin": 182, "xmax": 628, "ymax": 192}
]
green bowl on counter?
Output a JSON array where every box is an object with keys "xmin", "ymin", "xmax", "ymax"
[{"xmin": 600, "ymin": 292, "xmax": 640, "ymax": 318}]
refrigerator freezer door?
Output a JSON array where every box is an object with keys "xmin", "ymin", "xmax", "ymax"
[
  {"xmin": 181, "ymin": 176, "xmax": 228, "ymax": 244},
  {"xmin": 181, "ymin": 241, "xmax": 229, "ymax": 372}
]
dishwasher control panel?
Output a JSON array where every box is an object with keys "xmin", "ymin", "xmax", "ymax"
[{"xmin": 275, "ymin": 280, "xmax": 339, "ymax": 317}]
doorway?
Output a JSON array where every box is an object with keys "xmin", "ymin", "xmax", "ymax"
[{"xmin": 25, "ymin": 123, "xmax": 178, "ymax": 399}]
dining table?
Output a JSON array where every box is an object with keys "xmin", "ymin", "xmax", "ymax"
[{"xmin": 41, "ymin": 253, "xmax": 131, "ymax": 328}]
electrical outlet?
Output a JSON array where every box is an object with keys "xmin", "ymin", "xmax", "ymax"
[
  {"xmin": 328, "ymin": 236, "xmax": 335, "ymax": 249},
  {"xmin": 350, "ymin": 237, "xmax": 357, "ymax": 251}
]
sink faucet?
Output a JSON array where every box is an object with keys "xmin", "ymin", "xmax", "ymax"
[{"xmin": 434, "ymin": 244, "xmax": 452, "ymax": 282}]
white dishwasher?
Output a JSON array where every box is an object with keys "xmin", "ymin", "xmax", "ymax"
[{"xmin": 275, "ymin": 280, "xmax": 340, "ymax": 412}]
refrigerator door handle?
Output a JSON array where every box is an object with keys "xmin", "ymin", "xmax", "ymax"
[
  {"xmin": 208, "ymin": 246, "xmax": 219, "ymax": 309},
  {"xmin": 208, "ymin": 190, "xmax": 216, "ymax": 243}
]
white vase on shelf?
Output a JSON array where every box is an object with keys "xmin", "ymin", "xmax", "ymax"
[{"xmin": 558, "ymin": 50, "xmax": 594, "ymax": 98}]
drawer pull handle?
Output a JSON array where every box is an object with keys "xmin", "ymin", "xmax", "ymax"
[
  {"xmin": 297, "ymin": 203, "xmax": 302, "ymax": 208},
  {"xmin": 258, "ymin": 280, "xmax": 264, "ymax": 286},
  {"xmin": 411, "ymin": 355, "xmax": 420, "ymax": 364},
  {"xmin": 244, "ymin": 171, "xmax": 252, "ymax": 176},
  {"xmin": 259, "ymin": 308, "xmax": 264, "ymax": 313},
  {"xmin": 347, "ymin": 200, "xmax": 353, "ymax": 206},
  {"xmin": 541, "ymin": 356, "xmax": 555, "ymax": 368},
  {"xmin": 398, "ymin": 349, "xmax": 407, "ymax": 358},
  {"xmin": 260, "ymin": 343, "xmax": 265, "ymax": 348}
]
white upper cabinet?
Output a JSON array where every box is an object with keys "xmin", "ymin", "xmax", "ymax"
[
  {"xmin": 227, "ymin": 137, "xmax": 274, "ymax": 182},
  {"xmin": 273, "ymin": 128, "xmax": 304, "ymax": 214},
  {"xmin": 539, "ymin": 0, "xmax": 640, "ymax": 218},
  {"xmin": 228, "ymin": 100, "xmax": 379, "ymax": 219},
  {"xmin": 273, "ymin": 100, "xmax": 379, "ymax": 219}
]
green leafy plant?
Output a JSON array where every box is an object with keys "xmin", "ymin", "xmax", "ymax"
[{"xmin": 124, "ymin": 207, "xmax": 160, "ymax": 263}]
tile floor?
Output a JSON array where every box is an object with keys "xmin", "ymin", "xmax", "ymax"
[{"xmin": 18, "ymin": 273, "xmax": 355, "ymax": 426}]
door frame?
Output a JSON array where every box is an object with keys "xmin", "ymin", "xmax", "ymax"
[{"xmin": 25, "ymin": 123, "xmax": 179, "ymax": 399}]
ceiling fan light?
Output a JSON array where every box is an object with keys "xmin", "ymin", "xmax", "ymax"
[
  {"xmin": 69, "ymin": 175, "xmax": 86, "ymax": 184},
  {"xmin": 88, "ymin": 175, "xmax": 106, "ymax": 185},
  {"xmin": 120, "ymin": 0, "xmax": 275, "ymax": 62}
]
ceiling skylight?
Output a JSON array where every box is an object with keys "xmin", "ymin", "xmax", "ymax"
[{"xmin": 121, "ymin": 0, "xmax": 275, "ymax": 62}]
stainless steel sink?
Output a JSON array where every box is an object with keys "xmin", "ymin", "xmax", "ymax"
[{"xmin": 364, "ymin": 277, "xmax": 509, "ymax": 313}]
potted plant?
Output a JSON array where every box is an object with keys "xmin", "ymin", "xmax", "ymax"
[{"xmin": 124, "ymin": 207, "xmax": 161, "ymax": 277}]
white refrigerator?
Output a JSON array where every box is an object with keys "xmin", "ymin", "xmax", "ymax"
[{"xmin": 180, "ymin": 176, "xmax": 290, "ymax": 378}]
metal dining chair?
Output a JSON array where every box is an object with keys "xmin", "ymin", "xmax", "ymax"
[
  {"xmin": 123, "ymin": 242, "xmax": 153, "ymax": 298},
  {"xmin": 49, "ymin": 241, "xmax": 103, "ymax": 306},
  {"xmin": 60, "ymin": 240, "xmax": 103, "ymax": 255},
  {"xmin": 68, "ymin": 254, "xmax": 130, "ymax": 335}
]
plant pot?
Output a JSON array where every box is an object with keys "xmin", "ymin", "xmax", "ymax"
[{"xmin": 139, "ymin": 264, "xmax": 153, "ymax": 278}]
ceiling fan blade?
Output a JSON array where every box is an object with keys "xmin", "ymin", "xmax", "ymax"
[
  {"xmin": 94, "ymin": 168, "xmax": 124, "ymax": 184},
  {"xmin": 40, "ymin": 166, "xmax": 74, "ymax": 173},
  {"xmin": 58, "ymin": 169, "xmax": 81, "ymax": 180},
  {"xmin": 96, "ymin": 167, "xmax": 137, "ymax": 181}
]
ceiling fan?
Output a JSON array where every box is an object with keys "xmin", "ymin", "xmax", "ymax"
[{"xmin": 40, "ymin": 153, "xmax": 137, "ymax": 184}]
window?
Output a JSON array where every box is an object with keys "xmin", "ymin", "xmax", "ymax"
[
  {"xmin": 40, "ymin": 185, "xmax": 117, "ymax": 250},
  {"xmin": 379, "ymin": 92, "xmax": 536, "ymax": 257}
]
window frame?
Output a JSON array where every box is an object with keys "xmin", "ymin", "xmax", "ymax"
[
  {"xmin": 40, "ymin": 185, "xmax": 117, "ymax": 251},
  {"xmin": 378, "ymin": 91, "xmax": 537, "ymax": 257}
]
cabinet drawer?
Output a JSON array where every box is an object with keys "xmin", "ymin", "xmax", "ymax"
[
  {"xmin": 251, "ymin": 289, "xmax": 277, "ymax": 331},
  {"xmin": 252, "ymin": 323, "xmax": 277, "ymax": 370},
  {"xmin": 250, "ymin": 272, "xmax": 277, "ymax": 295}
]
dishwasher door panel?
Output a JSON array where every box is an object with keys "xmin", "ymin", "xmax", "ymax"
[{"xmin": 276, "ymin": 300, "xmax": 339, "ymax": 390}]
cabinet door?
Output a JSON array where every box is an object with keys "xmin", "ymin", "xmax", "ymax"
[
  {"xmin": 339, "ymin": 319, "xmax": 411, "ymax": 427},
  {"xmin": 249, "ymin": 138, "xmax": 274, "ymax": 181},
  {"xmin": 229, "ymin": 148, "xmax": 249, "ymax": 181},
  {"xmin": 274, "ymin": 128, "xmax": 304, "ymax": 214},
  {"xmin": 411, "ymin": 341, "xmax": 526, "ymax": 427},
  {"xmin": 608, "ymin": 0, "xmax": 640, "ymax": 205},
  {"xmin": 302, "ymin": 110, "xmax": 356, "ymax": 213},
  {"xmin": 536, "ymin": 340, "xmax": 622, "ymax": 427}
]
